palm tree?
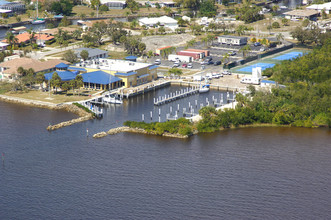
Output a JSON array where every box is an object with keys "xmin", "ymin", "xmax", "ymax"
[
  {"xmin": 5, "ymin": 31, "xmax": 18, "ymax": 49},
  {"xmin": 222, "ymin": 53, "xmax": 230, "ymax": 64},
  {"xmin": 27, "ymin": 29, "xmax": 36, "ymax": 46},
  {"xmin": 236, "ymin": 25, "xmax": 247, "ymax": 36},
  {"xmin": 239, "ymin": 45, "xmax": 251, "ymax": 58},
  {"xmin": 276, "ymin": 33, "xmax": 284, "ymax": 45},
  {"xmin": 185, "ymin": 39, "xmax": 196, "ymax": 49}
]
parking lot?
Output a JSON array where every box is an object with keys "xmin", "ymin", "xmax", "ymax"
[{"xmin": 145, "ymin": 40, "xmax": 267, "ymax": 72}]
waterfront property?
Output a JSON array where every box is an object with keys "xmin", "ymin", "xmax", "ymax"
[
  {"xmin": 74, "ymin": 58, "xmax": 158, "ymax": 88},
  {"xmin": 0, "ymin": 58, "xmax": 68, "ymax": 81},
  {"xmin": 217, "ymin": 35, "xmax": 248, "ymax": 46},
  {"xmin": 44, "ymin": 63, "xmax": 123, "ymax": 91},
  {"xmin": 1, "ymin": 32, "xmax": 54, "ymax": 45},
  {"xmin": 102, "ymin": 0, "xmax": 127, "ymax": 9},
  {"xmin": 283, "ymin": 10, "xmax": 320, "ymax": 20},
  {"xmin": 0, "ymin": 0, "xmax": 25, "ymax": 14},
  {"xmin": 306, "ymin": 2, "xmax": 331, "ymax": 14}
]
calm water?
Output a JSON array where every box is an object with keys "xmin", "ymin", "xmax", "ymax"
[{"xmin": 0, "ymin": 86, "xmax": 330, "ymax": 219}]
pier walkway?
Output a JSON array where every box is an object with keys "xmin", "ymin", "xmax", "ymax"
[{"xmin": 154, "ymin": 86, "xmax": 199, "ymax": 106}]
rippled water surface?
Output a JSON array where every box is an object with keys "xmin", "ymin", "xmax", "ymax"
[{"xmin": 0, "ymin": 90, "xmax": 330, "ymax": 219}]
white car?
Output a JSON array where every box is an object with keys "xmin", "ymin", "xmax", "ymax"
[
  {"xmin": 212, "ymin": 73, "xmax": 223, "ymax": 78},
  {"xmin": 222, "ymin": 70, "xmax": 231, "ymax": 75},
  {"xmin": 154, "ymin": 59, "xmax": 161, "ymax": 65},
  {"xmin": 187, "ymin": 63, "xmax": 193, "ymax": 68}
]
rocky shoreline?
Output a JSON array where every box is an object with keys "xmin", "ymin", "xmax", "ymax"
[
  {"xmin": 0, "ymin": 95, "xmax": 94, "ymax": 130},
  {"xmin": 93, "ymin": 126, "xmax": 189, "ymax": 139}
]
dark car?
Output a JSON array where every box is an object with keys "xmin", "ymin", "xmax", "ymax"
[
  {"xmin": 254, "ymin": 42, "xmax": 261, "ymax": 47},
  {"xmin": 214, "ymin": 61, "xmax": 222, "ymax": 66},
  {"xmin": 205, "ymin": 57, "xmax": 213, "ymax": 61},
  {"xmin": 207, "ymin": 60, "xmax": 214, "ymax": 65}
]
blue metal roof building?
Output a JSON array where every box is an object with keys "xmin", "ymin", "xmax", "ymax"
[
  {"xmin": 81, "ymin": 71, "xmax": 122, "ymax": 90},
  {"xmin": 44, "ymin": 71, "xmax": 78, "ymax": 81}
]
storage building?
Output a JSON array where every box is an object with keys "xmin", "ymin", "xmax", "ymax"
[
  {"xmin": 217, "ymin": 35, "xmax": 248, "ymax": 46},
  {"xmin": 185, "ymin": 49, "xmax": 210, "ymax": 57}
]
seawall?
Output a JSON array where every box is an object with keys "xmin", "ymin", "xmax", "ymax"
[
  {"xmin": 93, "ymin": 126, "xmax": 189, "ymax": 139},
  {"xmin": 0, "ymin": 95, "xmax": 94, "ymax": 130}
]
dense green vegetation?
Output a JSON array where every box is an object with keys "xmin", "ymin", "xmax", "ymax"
[
  {"xmin": 72, "ymin": 103, "xmax": 96, "ymax": 117},
  {"xmin": 197, "ymin": 40, "xmax": 331, "ymax": 131},
  {"xmin": 124, "ymin": 118, "xmax": 194, "ymax": 136}
]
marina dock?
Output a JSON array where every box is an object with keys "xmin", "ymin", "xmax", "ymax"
[{"xmin": 154, "ymin": 87, "xmax": 199, "ymax": 106}]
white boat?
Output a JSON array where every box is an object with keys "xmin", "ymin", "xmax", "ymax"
[
  {"xmin": 103, "ymin": 94, "xmax": 123, "ymax": 104},
  {"xmin": 199, "ymin": 85, "xmax": 210, "ymax": 93},
  {"xmin": 31, "ymin": 0, "xmax": 45, "ymax": 25},
  {"xmin": 31, "ymin": 19, "xmax": 45, "ymax": 25}
]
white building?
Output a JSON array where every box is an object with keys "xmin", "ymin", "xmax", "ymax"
[
  {"xmin": 306, "ymin": 2, "xmax": 331, "ymax": 14},
  {"xmin": 217, "ymin": 35, "xmax": 248, "ymax": 46},
  {"xmin": 138, "ymin": 16, "xmax": 178, "ymax": 31}
]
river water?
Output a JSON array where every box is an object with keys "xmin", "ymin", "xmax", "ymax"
[{"xmin": 0, "ymin": 85, "xmax": 330, "ymax": 219}]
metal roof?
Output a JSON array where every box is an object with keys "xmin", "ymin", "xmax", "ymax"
[
  {"xmin": 75, "ymin": 48, "xmax": 108, "ymax": 58},
  {"xmin": 149, "ymin": 65, "xmax": 158, "ymax": 70},
  {"xmin": 55, "ymin": 63, "xmax": 69, "ymax": 69},
  {"xmin": 82, "ymin": 71, "xmax": 122, "ymax": 85},
  {"xmin": 68, "ymin": 66, "xmax": 87, "ymax": 72},
  {"xmin": 44, "ymin": 71, "xmax": 77, "ymax": 81},
  {"xmin": 218, "ymin": 35, "xmax": 248, "ymax": 40}
]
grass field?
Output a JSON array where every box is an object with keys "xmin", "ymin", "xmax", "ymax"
[{"xmin": 5, "ymin": 90, "xmax": 99, "ymax": 104}]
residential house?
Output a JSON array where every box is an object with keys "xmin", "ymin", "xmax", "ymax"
[{"xmin": 138, "ymin": 16, "xmax": 178, "ymax": 31}]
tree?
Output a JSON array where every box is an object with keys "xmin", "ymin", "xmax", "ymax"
[
  {"xmin": 276, "ymin": 33, "xmax": 284, "ymax": 45},
  {"xmin": 321, "ymin": 9, "xmax": 327, "ymax": 19},
  {"xmin": 75, "ymin": 74, "xmax": 83, "ymax": 94},
  {"xmin": 72, "ymin": 29, "xmax": 82, "ymax": 40},
  {"xmin": 51, "ymin": 0, "xmax": 73, "ymax": 16},
  {"xmin": 138, "ymin": 42, "xmax": 146, "ymax": 54},
  {"xmin": 174, "ymin": 0, "xmax": 200, "ymax": 13},
  {"xmin": 236, "ymin": 25, "xmax": 248, "ymax": 36},
  {"xmin": 5, "ymin": 31, "xmax": 18, "ymax": 49},
  {"xmin": 272, "ymin": 21, "xmax": 280, "ymax": 29},
  {"xmin": 177, "ymin": 18, "xmax": 186, "ymax": 27},
  {"xmin": 158, "ymin": 26, "xmax": 166, "ymax": 34},
  {"xmin": 99, "ymin": 4, "xmax": 109, "ymax": 12},
  {"xmin": 291, "ymin": 26, "xmax": 307, "ymax": 44},
  {"xmin": 35, "ymin": 72, "xmax": 45, "ymax": 90},
  {"xmin": 239, "ymin": 45, "xmax": 251, "ymax": 58},
  {"xmin": 59, "ymin": 15, "xmax": 71, "ymax": 27},
  {"xmin": 281, "ymin": 18, "xmax": 289, "ymax": 26},
  {"xmin": 126, "ymin": 0, "xmax": 139, "ymax": 13},
  {"xmin": 168, "ymin": 68, "xmax": 182, "ymax": 76},
  {"xmin": 199, "ymin": 0, "xmax": 217, "ymax": 18},
  {"xmin": 50, "ymin": 72, "xmax": 62, "ymax": 94},
  {"xmin": 80, "ymin": 50, "xmax": 89, "ymax": 61},
  {"xmin": 63, "ymin": 50, "xmax": 78, "ymax": 63}
]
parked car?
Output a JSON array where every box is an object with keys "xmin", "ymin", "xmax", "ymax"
[
  {"xmin": 214, "ymin": 61, "xmax": 222, "ymax": 66},
  {"xmin": 187, "ymin": 63, "xmax": 193, "ymax": 68},
  {"xmin": 182, "ymin": 63, "xmax": 187, "ymax": 68},
  {"xmin": 154, "ymin": 59, "xmax": 161, "ymax": 65},
  {"xmin": 259, "ymin": 47, "xmax": 265, "ymax": 52},
  {"xmin": 205, "ymin": 57, "xmax": 213, "ymax": 61},
  {"xmin": 222, "ymin": 70, "xmax": 231, "ymax": 75},
  {"xmin": 212, "ymin": 72, "xmax": 222, "ymax": 78},
  {"xmin": 207, "ymin": 60, "xmax": 214, "ymax": 65},
  {"xmin": 254, "ymin": 42, "xmax": 261, "ymax": 47},
  {"xmin": 229, "ymin": 51, "xmax": 236, "ymax": 56},
  {"xmin": 172, "ymin": 62, "xmax": 180, "ymax": 68}
]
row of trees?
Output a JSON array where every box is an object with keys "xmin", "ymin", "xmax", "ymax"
[{"xmin": 50, "ymin": 73, "xmax": 83, "ymax": 95}]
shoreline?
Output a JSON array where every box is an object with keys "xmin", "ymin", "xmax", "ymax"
[{"xmin": 0, "ymin": 94, "xmax": 94, "ymax": 130}]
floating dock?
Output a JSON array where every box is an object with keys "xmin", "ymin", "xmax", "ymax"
[{"xmin": 154, "ymin": 87, "xmax": 199, "ymax": 106}]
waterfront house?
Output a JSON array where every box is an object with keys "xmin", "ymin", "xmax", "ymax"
[
  {"xmin": 0, "ymin": 0, "xmax": 25, "ymax": 14},
  {"xmin": 0, "ymin": 58, "xmax": 68, "ymax": 81},
  {"xmin": 2, "ymin": 32, "xmax": 54, "ymax": 45},
  {"xmin": 0, "ymin": 42, "xmax": 9, "ymax": 51},
  {"xmin": 143, "ymin": 0, "xmax": 176, "ymax": 8},
  {"xmin": 283, "ymin": 10, "xmax": 320, "ymax": 20},
  {"xmin": 101, "ymin": 0, "xmax": 127, "ymax": 9},
  {"xmin": 306, "ymin": 2, "xmax": 331, "ymax": 14}
]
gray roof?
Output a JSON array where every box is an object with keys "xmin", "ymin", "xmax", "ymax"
[
  {"xmin": 75, "ymin": 48, "xmax": 108, "ymax": 58},
  {"xmin": 218, "ymin": 35, "xmax": 248, "ymax": 40}
]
